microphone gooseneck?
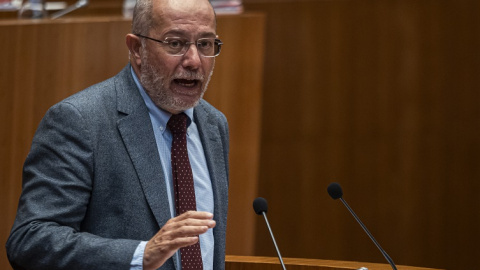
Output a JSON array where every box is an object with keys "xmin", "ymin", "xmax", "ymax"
[
  {"xmin": 327, "ymin": 183, "xmax": 398, "ymax": 270},
  {"xmin": 253, "ymin": 197, "xmax": 287, "ymax": 270}
]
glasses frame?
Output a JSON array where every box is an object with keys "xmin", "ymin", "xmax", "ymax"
[{"xmin": 134, "ymin": 34, "xmax": 223, "ymax": 57}]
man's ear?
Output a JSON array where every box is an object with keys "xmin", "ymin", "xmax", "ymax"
[{"xmin": 126, "ymin": 34, "xmax": 142, "ymax": 66}]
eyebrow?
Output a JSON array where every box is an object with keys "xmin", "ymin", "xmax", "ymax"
[{"xmin": 162, "ymin": 30, "xmax": 217, "ymax": 39}]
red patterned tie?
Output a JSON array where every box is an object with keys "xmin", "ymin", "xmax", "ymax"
[{"xmin": 167, "ymin": 113, "xmax": 203, "ymax": 270}]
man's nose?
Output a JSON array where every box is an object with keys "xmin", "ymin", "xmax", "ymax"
[{"xmin": 181, "ymin": 43, "xmax": 202, "ymax": 69}]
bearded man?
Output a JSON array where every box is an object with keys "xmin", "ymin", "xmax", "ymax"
[{"xmin": 6, "ymin": 0, "xmax": 229, "ymax": 269}]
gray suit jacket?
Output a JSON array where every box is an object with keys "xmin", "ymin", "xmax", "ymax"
[{"xmin": 6, "ymin": 65, "xmax": 229, "ymax": 270}]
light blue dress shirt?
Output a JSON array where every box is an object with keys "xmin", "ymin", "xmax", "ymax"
[{"xmin": 129, "ymin": 68, "xmax": 215, "ymax": 270}]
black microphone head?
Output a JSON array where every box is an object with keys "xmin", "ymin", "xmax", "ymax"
[
  {"xmin": 327, "ymin": 182, "xmax": 343, "ymax": 199},
  {"xmin": 253, "ymin": 197, "xmax": 268, "ymax": 215}
]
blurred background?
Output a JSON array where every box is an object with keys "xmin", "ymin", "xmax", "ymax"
[
  {"xmin": 1, "ymin": 0, "xmax": 479, "ymax": 270},
  {"xmin": 242, "ymin": 2, "xmax": 479, "ymax": 270}
]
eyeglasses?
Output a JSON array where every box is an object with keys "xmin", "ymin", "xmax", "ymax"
[{"xmin": 135, "ymin": 34, "xmax": 223, "ymax": 57}]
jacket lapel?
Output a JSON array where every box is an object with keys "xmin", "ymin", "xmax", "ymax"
[
  {"xmin": 115, "ymin": 65, "xmax": 172, "ymax": 230},
  {"xmin": 194, "ymin": 101, "xmax": 229, "ymax": 242}
]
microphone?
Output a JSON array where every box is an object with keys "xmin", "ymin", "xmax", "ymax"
[
  {"xmin": 253, "ymin": 197, "xmax": 287, "ymax": 270},
  {"xmin": 327, "ymin": 182, "xmax": 398, "ymax": 270}
]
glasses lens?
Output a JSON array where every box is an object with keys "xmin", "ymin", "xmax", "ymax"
[
  {"xmin": 196, "ymin": 38, "xmax": 216, "ymax": 57},
  {"xmin": 163, "ymin": 37, "xmax": 222, "ymax": 57},
  {"xmin": 164, "ymin": 38, "xmax": 186, "ymax": 55}
]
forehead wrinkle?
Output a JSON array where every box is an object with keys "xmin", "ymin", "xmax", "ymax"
[
  {"xmin": 161, "ymin": 29, "xmax": 217, "ymax": 39},
  {"xmin": 151, "ymin": 0, "xmax": 216, "ymax": 33}
]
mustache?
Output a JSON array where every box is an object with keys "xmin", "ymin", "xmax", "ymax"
[{"xmin": 172, "ymin": 71, "xmax": 204, "ymax": 81}]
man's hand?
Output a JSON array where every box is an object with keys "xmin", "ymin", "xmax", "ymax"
[{"xmin": 142, "ymin": 211, "xmax": 215, "ymax": 270}]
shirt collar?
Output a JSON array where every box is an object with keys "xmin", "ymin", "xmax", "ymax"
[{"xmin": 130, "ymin": 67, "xmax": 194, "ymax": 133}]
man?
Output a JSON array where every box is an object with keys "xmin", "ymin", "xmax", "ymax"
[{"xmin": 6, "ymin": 0, "xmax": 229, "ymax": 269}]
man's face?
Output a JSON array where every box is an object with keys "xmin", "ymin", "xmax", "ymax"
[{"xmin": 139, "ymin": 0, "xmax": 216, "ymax": 114}]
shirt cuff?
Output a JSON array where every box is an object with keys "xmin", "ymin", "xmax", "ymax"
[{"xmin": 130, "ymin": 241, "xmax": 148, "ymax": 270}]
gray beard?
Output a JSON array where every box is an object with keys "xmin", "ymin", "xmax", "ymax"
[{"xmin": 140, "ymin": 55, "xmax": 215, "ymax": 113}]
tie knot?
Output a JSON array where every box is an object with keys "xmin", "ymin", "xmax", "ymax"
[{"xmin": 167, "ymin": 113, "xmax": 188, "ymax": 135}]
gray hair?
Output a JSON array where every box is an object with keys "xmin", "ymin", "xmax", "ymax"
[{"xmin": 131, "ymin": 0, "xmax": 153, "ymax": 35}]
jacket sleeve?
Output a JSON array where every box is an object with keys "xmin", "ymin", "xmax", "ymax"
[{"xmin": 6, "ymin": 101, "xmax": 140, "ymax": 270}]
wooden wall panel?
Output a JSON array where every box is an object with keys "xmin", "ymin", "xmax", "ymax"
[
  {"xmin": 242, "ymin": 1, "xmax": 479, "ymax": 270},
  {"xmin": 0, "ymin": 14, "xmax": 265, "ymax": 269},
  {"xmin": 205, "ymin": 13, "xmax": 266, "ymax": 257},
  {"xmin": 3, "ymin": 0, "xmax": 480, "ymax": 269}
]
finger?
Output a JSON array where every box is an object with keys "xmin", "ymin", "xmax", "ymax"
[
  {"xmin": 156, "ymin": 219, "xmax": 215, "ymax": 242},
  {"xmin": 163, "ymin": 218, "xmax": 215, "ymax": 233},
  {"xmin": 175, "ymin": 211, "xmax": 214, "ymax": 221},
  {"xmin": 178, "ymin": 217, "xmax": 216, "ymax": 228},
  {"xmin": 170, "ymin": 235, "xmax": 201, "ymax": 248},
  {"xmin": 166, "ymin": 224, "xmax": 211, "ymax": 239},
  {"xmin": 164, "ymin": 214, "xmax": 216, "ymax": 231}
]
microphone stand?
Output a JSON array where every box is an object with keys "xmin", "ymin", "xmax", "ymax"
[
  {"xmin": 261, "ymin": 212, "xmax": 287, "ymax": 270},
  {"xmin": 339, "ymin": 197, "xmax": 398, "ymax": 270}
]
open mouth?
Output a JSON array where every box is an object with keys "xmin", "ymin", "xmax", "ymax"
[{"xmin": 173, "ymin": 78, "xmax": 200, "ymax": 88}]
